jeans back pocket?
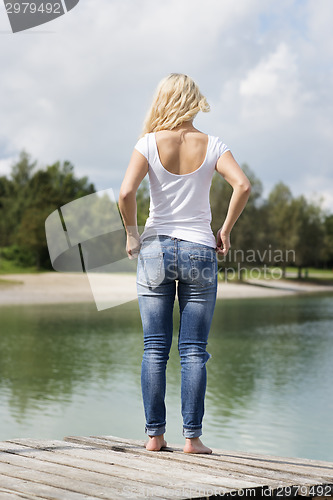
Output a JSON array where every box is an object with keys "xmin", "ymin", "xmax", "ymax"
[
  {"xmin": 137, "ymin": 251, "xmax": 165, "ymax": 287},
  {"xmin": 188, "ymin": 251, "xmax": 217, "ymax": 287}
]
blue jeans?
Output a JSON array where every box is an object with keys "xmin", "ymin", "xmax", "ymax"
[{"xmin": 136, "ymin": 235, "xmax": 218, "ymax": 439}]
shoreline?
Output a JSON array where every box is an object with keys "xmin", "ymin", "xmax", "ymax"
[{"xmin": 1, "ymin": 272, "xmax": 333, "ymax": 307}]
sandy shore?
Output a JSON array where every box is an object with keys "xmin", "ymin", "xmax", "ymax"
[{"xmin": 1, "ymin": 272, "xmax": 333, "ymax": 307}]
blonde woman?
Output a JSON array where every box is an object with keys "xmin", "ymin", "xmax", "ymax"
[{"xmin": 119, "ymin": 74, "xmax": 251, "ymax": 454}]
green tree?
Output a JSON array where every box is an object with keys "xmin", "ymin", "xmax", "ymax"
[
  {"xmin": 1, "ymin": 151, "xmax": 96, "ymax": 270},
  {"xmin": 267, "ymin": 182, "xmax": 295, "ymax": 277},
  {"xmin": 10, "ymin": 150, "xmax": 37, "ymax": 187},
  {"xmin": 0, "ymin": 151, "xmax": 37, "ymax": 248},
  {"xmin": 136, "ymin": 178, "xmax": 150, "ymax": 230},
  {"xmin": 322, "ymin": 215, "xmax": 333, "ymax": 267},
  {"xmin": 0, "ymin": 175, "xmax": 14, "ymax": 247},
  {"xmin": 291, "ymin": 196, "xmax": 325, "ymax": 278}
]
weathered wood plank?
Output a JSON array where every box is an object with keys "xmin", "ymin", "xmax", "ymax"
[
  {"xmin": 94, "ymin": 435, "xmax": 333, "ymax": 478},
  {"xmin": 3, "ymin": 439, "xmax": 265, "ymax": 494},
  {"xmin": 0, "ymin": 459, "xmax": 147, "ymax": 500},
  {"xmin": 13, "ymin": 436, "xmax": 330, "ymax": 496},
  {"xmin": 6, "ymin": 436, "xmax": 307, "ymax": 493},
  {"xmin": 1, "ymin": 436, "xmax": 332, "ymax": 500},
  {"xmin": 88, "ymin": 435, "xmax": 333, "ymax": 467},
  {"xmin": 64, "ymin": 435, "xmax": 333, "ymax": 485},
  {"xmin": 0, "ymin": 474, "xmax": 99, "ymax": 500},
  {"xmin": 91, "ymin": 435, "xmax": 333, "ymax": 470},
  {"xmin": 0, "ymin": 441, "xmax": 232, "ymax": 497},
  {"xmin": 0, "ymin": 488, "xmax": 39, "ymax": 500},
  {"xmin": 4, "ymin": 438, "xmax": 304, "ymax": 499},
  {"xmin": 3, "ymin": 438, "xmax": 237, "ymax": 486}
]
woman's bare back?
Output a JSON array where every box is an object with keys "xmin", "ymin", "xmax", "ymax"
[{"xmin": 155, "ymin": 128, "xmax": 209, "ymax": 176}]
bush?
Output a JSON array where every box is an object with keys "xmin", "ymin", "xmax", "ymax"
[{"xmin": 0, "ymin": 244, "xmax": 36, "ymax": 267}]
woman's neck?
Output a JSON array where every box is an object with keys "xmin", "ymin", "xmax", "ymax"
[{"xmin": 173, "ymin": 121, "xmax": 194, "ymax": 130}]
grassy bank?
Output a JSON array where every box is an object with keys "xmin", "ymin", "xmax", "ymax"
[
  {"xmin": 0, "ymin": 257, "xmax": 42, "ymax": 275},
  {"xmin": 0, "ymin": 277, "xmax": 24, "ymax": 285},
  {"xmin": 218, "ymin": 266, "xmax": 333, "ymax": 284}
]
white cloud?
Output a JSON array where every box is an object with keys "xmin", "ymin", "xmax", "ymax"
[
  {"xmin": 0, "ymin": 0, "xmax": 332, "ymax": 211},
  {"xmin": 305, "ymin": 0, "xmax": 333, "ymax": 57},
  {"xmin": 302, "ymin": 174, "xmax": 333, "ymax": 214},
  {"xmin": 239, "ymin": 43, "xmax": 304, "ymax": 119},
  {"xmin": 0, "ymin": 157, "xmax": 14, "ymax": 178}
]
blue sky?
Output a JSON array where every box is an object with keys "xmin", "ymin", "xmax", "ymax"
[{"xmin": 0, "ymin": 0, "xmax": 332, "ymax": 212}]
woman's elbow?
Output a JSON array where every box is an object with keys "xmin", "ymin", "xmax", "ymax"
[
  {"xmin": 243, "ymin": 181, "xmax": 251, "ymax": 194},
  {"xmin": 237, "ymin": 180, "xmax": 251, "ymax": 195},
  {"xmin": 118, "ymin": 188, "xmax": 136, "ymax": 203}
]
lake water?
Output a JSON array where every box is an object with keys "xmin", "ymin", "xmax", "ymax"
[{"xmin": 1, "ymin": 292, "xmax": 333, "ymax": 462}]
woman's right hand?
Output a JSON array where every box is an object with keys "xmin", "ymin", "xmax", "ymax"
[
  {"xmin": 216, "ymin": 229, "xmax": 230, "ymax": 257},
  {"xmin": 126, "ymin": 233, "xmax": 141, "ymax": 260}
]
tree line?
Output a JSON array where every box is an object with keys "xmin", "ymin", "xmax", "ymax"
[
  {"xmin": 0, "ymin": 151, "xmax": 332, "ymax": 275},
  {"xmin": 0, "ymin": 151, "xmax": 95, "ymax": 270},
  {"xmin": 209, "ymin": 165, "xmax": 333, "ymax": 277}
]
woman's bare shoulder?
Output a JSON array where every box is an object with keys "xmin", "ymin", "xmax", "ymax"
[{"xmin": 156, "ymin": 128, "xmax": 208, "ymax": 144}]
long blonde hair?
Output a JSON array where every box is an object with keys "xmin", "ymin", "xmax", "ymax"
[{"xmin": 140, "ymin": 73, "xmax": 210, "ymax": 137}]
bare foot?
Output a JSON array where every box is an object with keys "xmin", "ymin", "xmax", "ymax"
[
  {"xmin": 183, "ymin": 437, "xmax": 212, "ymax": 454},
  {"xmin": 145, "ymin": 434, "xmax": 167, "ymax": 451}
]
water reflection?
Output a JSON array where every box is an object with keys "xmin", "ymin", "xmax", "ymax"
[
  {"xmin": 0, "ymin": 294, "xmax": 332, "ymax": 461},
  {"xmin": 206, "ymin": 295, "xmax": 333, "ymax": 459},
  {"xmin": 1, "ymin": 304, "xmax": 135, "ymax": 399}
]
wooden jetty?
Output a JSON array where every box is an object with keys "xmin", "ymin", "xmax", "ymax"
[{"xmin": 0, "ymin": 435, "xmax": 332, "ymax": 499}]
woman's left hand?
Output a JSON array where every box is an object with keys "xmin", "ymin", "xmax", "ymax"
[
  {"xmin": 216, "ymin": 229, "xmax": 230, "ymax": 257},
  {"xmin": 126, "ymin": 233, "xmax": 141, "ymax": 259}
]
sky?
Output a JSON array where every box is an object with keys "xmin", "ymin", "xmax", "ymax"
[{"xmin": 0, "ymin": 0, "xmax": 332, "ymax": 212}]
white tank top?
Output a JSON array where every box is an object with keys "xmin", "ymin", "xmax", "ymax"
[{"xmin": 134, "ymin": 132, "xmax": 229, "ymax": 248}]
